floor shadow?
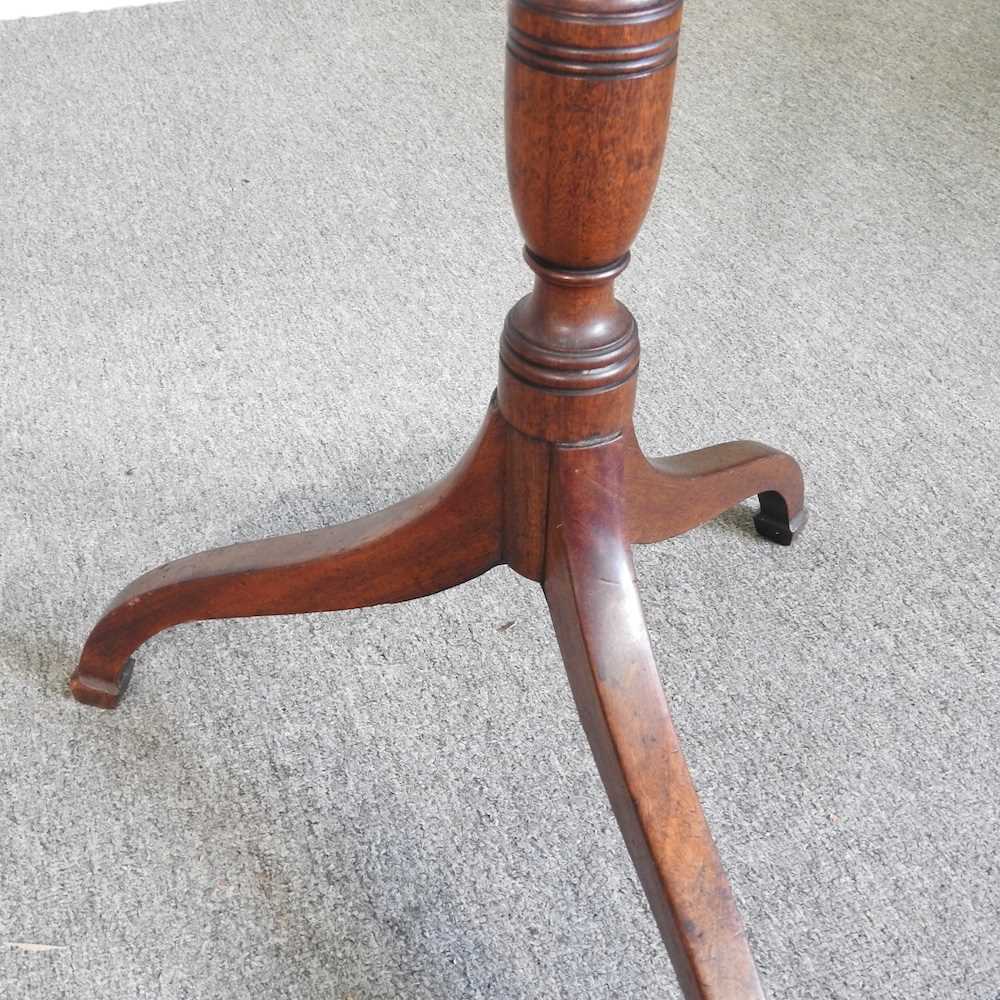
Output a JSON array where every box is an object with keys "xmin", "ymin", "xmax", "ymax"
[
  {"xmin": 699, "ymin": 503, "xmax": 762, "ymax": 540},
  {"xmin": 0, "ymin": 631, "xmax": 80, "ymax": 704}
]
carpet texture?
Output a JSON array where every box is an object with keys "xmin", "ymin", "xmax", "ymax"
[{"xmin": 1, "ymin": 1, "xmax": 997, "ymax": 997}]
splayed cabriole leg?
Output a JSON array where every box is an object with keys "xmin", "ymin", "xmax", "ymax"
[
  {"xmin": 625, "ymin": 428, "xmax": 808, "ymax": 546},
  {"xmin": 70, "ymin": 401, "xmax": 506, "ymax": 708},
  {"xmin": 544, "ymin": 438, "xmax": 765, "ymax": 1000},
  {"xmin": 72, "ymin": 0, "xmax": 810, "ymax": 994}
]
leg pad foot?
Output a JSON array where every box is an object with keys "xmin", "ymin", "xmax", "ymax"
[
  {"xmin": 754, "ymin": 505, "xmax": 808, "ymax": 546},
  {"xmin": 69, "ymin": 658, "xmax": 134, "ymax": 710}
]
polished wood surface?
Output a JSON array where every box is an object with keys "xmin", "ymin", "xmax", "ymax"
[
  {"xmin": 545, "ymin": 436, "xmax": 765, "ymax": 998},
  {"xmin": 72, "ymin": 1, "xmax": 807, "ymax": 994},
  {"xmin": 625, "ymin": 427, "xmax": 807, "ymax": 546},
  {"xmin": 71, "ymin": 402, "xmax": 506, "ymax": 709}
]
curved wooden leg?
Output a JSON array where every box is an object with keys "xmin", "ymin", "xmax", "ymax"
[
  {"xmin": 70, "ymin": 400, "xmax": 507, "ymax": 708},
  {"xmin": 625, "ymin": 427, "xmax": 807, "ymax": 546},
  {"xmin": 544, "ymin": 438, "xmax": 765, "ymax": 1000}
]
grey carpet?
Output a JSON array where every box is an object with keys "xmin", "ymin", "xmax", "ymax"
[{"xmin": 1, "ymin": 0, "xmax": 998, "ymax": 997}]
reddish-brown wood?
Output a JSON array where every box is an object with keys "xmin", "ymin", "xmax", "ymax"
[
  {"xmin": 625, "ymin": 426, "xmax": 807, "ymax": 546},
  {"xmin": 545, "ymin": 436, "xmax": 765, "ymax": 999},
  {"xmin": 71, "ymin": 402, "xmax": 506, "ymax": 708},
  {"xmin": 72, "ymin": 1, "xmax": 807, "ymax": 994}
]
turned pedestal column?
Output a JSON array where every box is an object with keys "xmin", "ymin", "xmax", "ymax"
[{"xmin": 71, "ymin": 2, "xmax": 806, "ymax": 996}]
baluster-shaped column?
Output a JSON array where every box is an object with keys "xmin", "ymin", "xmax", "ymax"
[
  {"xmin": 503, "ymin": 5, "xmax": 772, "ymax": 998},
  {"xmin": 500, "ymin": 0, "xmax": 682, "ymax": 442}
]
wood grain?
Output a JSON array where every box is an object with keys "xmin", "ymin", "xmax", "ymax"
[
  {"xmin": 625, "ymin": 425, "xmax": 807, "ymax": 545},
  {"xmin": 545, "ymin": 436, "xmax": 766, "ymax": 999},
  {"xmin": 73, "ymin": 2, "xmax": 808, "ymax": 994},
  {"xmin": 71, "ymin": 402, "xmax": 506, "ymax": 708}
]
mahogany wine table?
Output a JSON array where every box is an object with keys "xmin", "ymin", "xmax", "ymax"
[{"xmin": 71, "ymin": 1, "xmax": 807, "ymax": 996}]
